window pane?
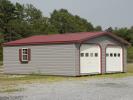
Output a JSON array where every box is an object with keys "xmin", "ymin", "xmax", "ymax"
[
  {"xmin": 80, "ymin": 53, "xmax": 84, "ymax": 57},
  {"xmin": 106, "ymin": 53, "xmax": 109, "ymax": 57},
  {"xmin": 114, "ymin": 53, "xmax": 117, "ymax": 57},
  {"xmin": 90, "ymin": 53, "xmax": 93, "ymax": 57},
  {"xmin": 118, "ymin": 53, "xmax": 120, "ymax": 57},
  {"xmin": 23, "ymin": 49, "xmax": 28, "ymax": 54},
  {"xmin": 95, "ymin": 53, "xmax": 98, "ymax": 57},
  {"xmin": 23, "ymin": 55, "xmax": 28, "ymax": 60},
  {"xmin": 85, "ymin": 53, "xmax": 89, "ymax": 57},
  {"xmin": 110, "ymin": 53, "xmax": 113, "ymax": 57}
]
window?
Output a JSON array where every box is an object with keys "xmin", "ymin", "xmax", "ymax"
[
  {"xmin": 106, "ymin": 53, "xmax": 109, "ymax": 57},
  {"xmin": 110, "ymin": 53, "xmax": 113, "ymax": 57},
  {"xmin": 114, "ymin": 53, "xmax": 117, "ymax": 57},
  {"xmin": 85, "ymin": 53, "xmax": 89, "ymax": 57},
  {"xmin": 90, "ymin": 53, "xmax": 93, "ymax": 57},
  {"xmin": 19, "ymin": 48, "xmax": 31, "ymax": 63},
  {"xmin": 81, "ymin": 53, "xmax": 84, "ymax": 57},
  {"xmin": 118, "ymin": 53, "xmax": 120, "ymax": 57},
  {"xmin": 95, "ymin": 53, "xmax": 98, "ymax": 57},
  {"xmin": 22, "ymin": 48, "xmax": 28, "ymax": 61}
]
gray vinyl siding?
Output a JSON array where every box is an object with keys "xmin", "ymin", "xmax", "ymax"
[
  {"xmin": 3, "ymin": 44, "xmax": 78, "ymax": 76},
  {"xmin": 75, "ymin": 44, "xmax": 80, "ymax": 76},
  {"xmin": 123, "ymin": 47, "xmax": 127, "ymax": 72},
  {"xmin": 84, "ymin": 35, "xmax": 127, "ymax": 73}
]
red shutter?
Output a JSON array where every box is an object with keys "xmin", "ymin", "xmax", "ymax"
[
  {"xmin": 19, "ymin": 49, "xmax": 22, "ymax": 63},
  {"xmin": 28, "ymin": 48, "xmax": 31, "ymax": 61}
]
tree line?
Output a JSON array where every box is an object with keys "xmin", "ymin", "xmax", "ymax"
[
  {"xmin": 0, "ymin": 0, "xmax": 133, "ymax": 46},
  {"xmin": 0, "ymin": 0, "xmax": 101, "ymax": 42}
]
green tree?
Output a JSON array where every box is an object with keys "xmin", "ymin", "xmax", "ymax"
[
  {"xmin": 7, "ymin": 2, "xmax": 27, "ymax": 40},
  {"xmin": 95, "ymin": 26, "xmax": 102, "ymax": 31},
  {"xmin": 50, "ymin": 9, "xmax": 94, "ymax": 34},
  {"xmin": 73, "ymin": 15, "xmax": 94, "ymax": 32},
  {"xmin": 113, "ymin": 27, "xmax": 132, "ymax": 44},
  {"xmin": 106, "ymin": 27, "xmax": 113, "ymax": 32},
  {"xmin": 7, "ymin": 3, "xmax": 50, "ymax": 39},
  {"xmin": 0, "ymin": 0, "xmax": 16, "ymax": 41},
  {"xmin": 24, "ymin": 4, "xmax": 50, "ymax": 36},
  {"xmin": 45, "ymin": 24, "xmax": 59, "ymax": 34}
]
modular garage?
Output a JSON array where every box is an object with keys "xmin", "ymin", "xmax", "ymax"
[{"xmin": 3, "ymin": 32, "xmax": 130, "ymax": 76}]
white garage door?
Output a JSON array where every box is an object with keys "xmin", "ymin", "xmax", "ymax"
[
  {"xmin": 106, "ymin": 46, "xmax": 123, "ymax": 72},
  {"xmin": 80, "ymin": 44, "xmax": 101, "ymax": 74}
]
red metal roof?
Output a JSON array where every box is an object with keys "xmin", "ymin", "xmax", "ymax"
[{"xmin": 3, "ymin": 32, "xmax": 130, "ymax": 46}]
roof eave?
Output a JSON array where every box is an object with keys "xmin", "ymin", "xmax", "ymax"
[
  {"xmin": 106, "ymin": 32, "xmax": 131, "ymax": 46},
  {"xmin": 3, "ymin": 40, "xmax": 80, "ymax": 46}
]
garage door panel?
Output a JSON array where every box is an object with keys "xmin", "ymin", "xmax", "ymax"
[
  {"xmin": 80, "ymin": 44, "xmax": 101, "ymax": 74},
  {"xmin": 106, "ymin": 46, "xmax": 123, "ymax": 72}
]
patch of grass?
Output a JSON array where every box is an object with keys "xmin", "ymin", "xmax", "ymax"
[
  {"xmin": 91, "ymin": 73, "xmax": 133, "ymax": 79},
  {"xmin": 70, "ymin": 73, "xmax": 133, "ymax": 81},
  {"xmin": 128, "ymin": 47, "xmax": 133, "ymax": 63},
  {"xmin": 127, "ymin": 63, "xmax": 133, "ymax": 73},
  {"xmin": 0, "ymin": 61, "xmax": 3, "ymax": 66},
  {"xmin": 0, "ymin": 47, "xmax": 2, "ymax": 61},
  {"xmin": 0, "ymin": 87, "xmax": 24, "ymax": 93},
  {"xmin": 0, "ymin": 72, "xmax": 133, "ymax": 92},
  {"xmin": 0, "ymin": 74, "xmax": 66, "ymax": 83}
]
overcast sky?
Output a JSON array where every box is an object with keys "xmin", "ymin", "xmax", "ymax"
[{"xmin": 10, "ymin": 0, "xmax": 133, "ymax": 29}]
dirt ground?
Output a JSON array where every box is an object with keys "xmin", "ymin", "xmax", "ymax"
[{"xmin": 0, "ymin": 76, "xmax": 133, "ymax": 100}]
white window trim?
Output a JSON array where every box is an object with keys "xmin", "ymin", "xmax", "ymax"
[{"xmin": 22, "ymin": 48, "xmax": 28, "ymax": 62}]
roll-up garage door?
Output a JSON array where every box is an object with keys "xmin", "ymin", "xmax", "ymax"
[
  {"xmin": 80, "ymin": 44, "xmax": 101, "ymax": 74},
  {"xmin": 106, "ymin": 46, "xmax": 123, "ymax": 72}
]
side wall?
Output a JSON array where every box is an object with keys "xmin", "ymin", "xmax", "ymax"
[{"xmin": 3, "ymin": 44, "xmax": 78, "ymax": 76}]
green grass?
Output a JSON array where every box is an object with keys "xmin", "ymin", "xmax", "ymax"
[
  {"xmin": 0, "ymin": 87, "xmax": 24, "ymax": 93},
  {"xmin": 0, "ymin": 61, "xmax": 3, "ymax": 66},
  {"xmin": 128, "ymin": 47, "xmax": 133, "ymax": 63},
  {"xmin": 0, "ymin": 74, "xmax": 67, "ymax": 83},
  {"xmin": 0, "ymin": 47, "xmax": 2, "ymax": 61},
  {"xmin": 127, "ymin": 63, "xmax": 133, "ymax": 73}
]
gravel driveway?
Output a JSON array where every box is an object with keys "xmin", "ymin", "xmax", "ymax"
[{"xmin": 0, "ymin": 76, "xmax": 133, "ymax": 100}]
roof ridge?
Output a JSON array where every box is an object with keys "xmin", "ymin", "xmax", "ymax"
[{"xmin": 30, "ymin": 31, "xmax": 104, "ymax": 37}]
